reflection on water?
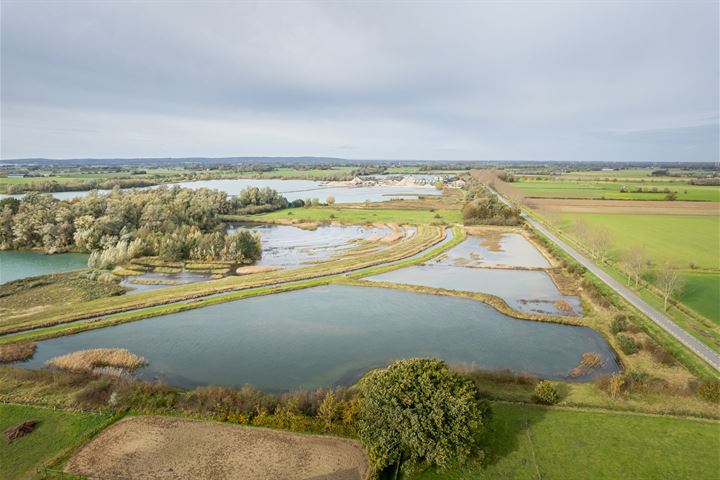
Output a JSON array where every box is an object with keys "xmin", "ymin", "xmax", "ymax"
[
  {"xmin": 436, "ymin": 233, "xmax": 549, "ymax": 268},
  {"xmin": 367, "ymin": 266, "xmax": 582, "ymax": 316},
  {"xmin": 17, "ymin": 285, "xmax": 619, "ymax": 391},
  {"xmin": 0, "ymin": 251, "xmax": 89, "ymax": 284},
  {"xmin": 366, "ymin": 231, "xmax": 582, "ymax": 316}
]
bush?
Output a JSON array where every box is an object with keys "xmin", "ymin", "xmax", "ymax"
[
  {"xmin": 697, "ymin": 379, "xmax": 720, "ymax": 403},
  {"xmin": 533, "ymin": 380, "xmax": 559, "ymax": 405},
  {"xmin": 643, "ymin": 339, "xmax": 677, "ymax": 366},
  {"xmin": 610, "ymin": 315, "xmax": 628, "ymax": 334},
  {"xmin": 616, "ymin": 334, "xmax": 640, "ymax": 355}
]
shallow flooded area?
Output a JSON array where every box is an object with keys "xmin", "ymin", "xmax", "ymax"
[
  {"xmin": 16, "ymin": 285, "xmax": 619, "ymax": 391},
  {"xmin": 436, "ymin": 233, "xmax": 550, "ymax": 268},
  {"xmin": 366, "ymin": 231, "xmax": 582, "ymax": 316},
  {"xmin": 0, "ymin": 251, "xmax": 89, "ymax": 283},
  {"xmin": 366, "ymin": 266, "xmax": 582, "ymax": 316},
  {"xmin": 228, "ymin": 223, "xmax": 397, "ymax": 268}
]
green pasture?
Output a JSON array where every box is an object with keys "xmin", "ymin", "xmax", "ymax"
[
  {"xmin": 512, "ymin": 179, "xmax": 719, "ymax": 201},
  {"xmin": 412, "ymin": 402, "xmax": 720, "ymax": 480}
]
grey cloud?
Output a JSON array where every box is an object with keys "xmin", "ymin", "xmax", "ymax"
[{"xmin": 1, "ymin": 0, "xmax": 718, "ymax": 161}]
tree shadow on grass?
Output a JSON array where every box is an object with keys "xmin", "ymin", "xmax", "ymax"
[{"xmin": 401, "ymin": 403, "xmax": 548, "ymax": 479}]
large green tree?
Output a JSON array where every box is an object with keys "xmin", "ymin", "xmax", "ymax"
[{"xmin": 358, "ymin": 358, "xmax": 491, "ymax": 473}]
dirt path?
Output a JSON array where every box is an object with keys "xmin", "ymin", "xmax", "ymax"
[{"xmin": 65, "ymin": 416, "xmax": 369, "ymax": 480}]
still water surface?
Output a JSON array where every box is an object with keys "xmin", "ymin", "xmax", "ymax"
[
  {"xmin": 0, "ymin": 251, "xmax": 89, "ymax": 284},
  {"xmin": 18, "ymin": 285, "xmax": 619, "ymax": 391}
]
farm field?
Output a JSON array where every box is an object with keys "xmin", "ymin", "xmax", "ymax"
[
  {"xmin": 0, "ymin": 404, "xmax": 109, "ymax": 480},
  {"xmin": 679, "ymin": 273, "xmax": 720, "ymax": 324},
  {"xmin": 512, "ymin": 179, "xmax": 719, "ymax": 201},
  {"xmin": 556, "ymin": 213, "xmax": 720, "ymax": 270},
  {"xmin": 412, "ymin": 403, "xmax": 720, "ymax": 480}
]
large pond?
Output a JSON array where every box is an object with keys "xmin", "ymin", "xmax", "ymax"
[
  {"xmin": 0, "ymin": 178, "xmax": 438, "ymax": 204},
  {"xmin": 0, "ymin": 251, "xmax": 89, "ymax": 284},
  {"xmin": 228, "ymin": 223, "xmax": 394, "ymax": 268},
  {"xmin": 16, "ymin": 285, "xmax": 620, "ymax": 391}
]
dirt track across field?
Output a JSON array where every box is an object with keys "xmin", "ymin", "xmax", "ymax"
[
  {"xmin": 65, "ymin": 416, "xmax": 369, "ymax": 480},
  {"xmin": 526, "ymin": 198, "xmax": 720, "ymax": 215}
]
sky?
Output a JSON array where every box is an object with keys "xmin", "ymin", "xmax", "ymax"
[{"xmin": 1, "ymin": 1, "xmax": 718, "ymax": 162}]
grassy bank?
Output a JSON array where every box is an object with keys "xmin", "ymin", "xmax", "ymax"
[
  {"xmin": 0, "ymin": 404, "xmax": 111, "ymax": 480},
  {"xmin": 411, "ymin": 402, "xmax": 720, "ymax": 480}
]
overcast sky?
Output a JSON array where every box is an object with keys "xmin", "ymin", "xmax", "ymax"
[{"xmin": 1, "ymin": 1, "xmax": 718, "ymax": 162}]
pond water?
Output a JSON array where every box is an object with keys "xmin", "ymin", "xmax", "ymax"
[
  {"xmin": 120, "ymin": 270, "xmax": 214, "ymax": 294},
  {"xmin": 437, "ymin": 233, "xmax": 550, "ymax": 268},
  {"xmin": 16, "ymin": 285, "xmax": 619, "ymax": 391},
  {"xmin": 1, "ymin": 178, "xmax": 438, "ymax": 204},
  {"xmin": 0, "ymin": 251, "xmax": 89, "ymax": 284},
  {"xmin": 366, "ymin": 266, "xmax": 582, "ymax": 316},
  {"xmin": 227, "ymin": 223, "xmax": 394, "ymax": 268}
]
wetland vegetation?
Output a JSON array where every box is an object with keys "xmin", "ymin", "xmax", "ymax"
[{"xmin": 1, "ymin": 160, "xmax": 718, "ymax": 479}]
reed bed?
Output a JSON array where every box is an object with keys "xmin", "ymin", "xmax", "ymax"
[
  {"xmin": 0, "ymin": 342, "xmax": 37, "ymax": 362},
  {"xmin": 47, "ymin": 348, "xmax": 146, "ymax": 373},
  {"xmin": 568, "ymin": 352, "xmax": 604, "ymax": 378}
]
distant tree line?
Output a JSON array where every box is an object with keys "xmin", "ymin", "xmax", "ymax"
[{"xmin": 0, "ymin": 185, "xmax": 289, "ymax": 265}]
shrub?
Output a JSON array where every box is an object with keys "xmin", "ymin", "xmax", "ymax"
[
  {"xmin": 610, "ymin": 315, "xmax": 628, "ymax": 334},
  {"xmin": 533, "ymin": 380, "xmax": 559, "ymax": 405},
  {"xmin": 616, "ymin": 334, "xmax": 640, "ymax": 355},
  {"xmin": 609, "ymin": 373, "xmax": 625, "ymax": 399},
  {"xmin": 697, "ymin": 379, "xmax": 720, "ymax": 403},
  {"xmin": 643, "ymin": 339, "xmax": 677, "ymax": 366}
]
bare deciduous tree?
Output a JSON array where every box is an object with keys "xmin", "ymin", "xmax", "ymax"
[
  {"xmin": 623, "ymin": 245, "xmax": 649, "ymax": 287},
  {"xmin": 656, "ymin": 264, "xmax": 686, "ymax": 311}
]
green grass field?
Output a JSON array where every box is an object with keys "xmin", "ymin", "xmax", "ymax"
[
  {"xmin": 678, "ymin": 272, "xmax": 720, "ymax": 324},
  {"xmin": 512, "ymin": 179, "xmax": 719, "ymax": 201},
  {"xmin": 555, "ymin": 168, "xmax": 715, "ymax": 179},
  {"xmin": 412, "ymin": 403, "xmax": 720, "ymax": 480},
  {"xmin": 250, "ymin": 206, "xmax": 462, "ymax": 224},
  {"xmin": 558, "ymin": 213, "xmax": 720, "ymax": 270},
  {"xmin": 0, "ymin": 404, "xmax": 110, "ymax": 480}
]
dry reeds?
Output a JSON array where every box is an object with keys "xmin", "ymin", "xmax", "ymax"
[
  {"xmin": 47, "ymin": 348, "xmax": 146, "ymax": 373},
  {"xmin": 0, "ymin": 342, "xmax": 37, "ymax": 363},
  {"xmin": 568, "ymin": 352, "xmax": 604, "ymax": 378}
]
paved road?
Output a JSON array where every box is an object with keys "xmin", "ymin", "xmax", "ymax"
[{"xmin": 490, "ymin": 187, "xmax": 720, "ymax": 371}]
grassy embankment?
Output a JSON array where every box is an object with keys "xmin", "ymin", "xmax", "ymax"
[
  {"xmin": 0, "ymin": 225, "xmax": 450, "ymax": 343},
  {"xmin": 411, "ymin": 402, "xmax": 720, "ymax": 480},
  {"xmin": 0, "ymin": 403, "xmax": 111, "ymax": 480}
]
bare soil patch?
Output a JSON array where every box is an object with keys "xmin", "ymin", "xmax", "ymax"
[
  {"xmin": 65, "ymin": 416, "xmax": 369, "ymax": 480},
  {"xmin": 526, "ymin": 198, "xmax": 720, "ymax": 215}
]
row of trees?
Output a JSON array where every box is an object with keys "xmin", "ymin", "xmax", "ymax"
[
  {"xmin": 573, "ymin": 219, "xmax": 686, "ymax": 311},
  {"xmin": 0, "ymin": 185, "xmax": 282, "ymax": 266}
]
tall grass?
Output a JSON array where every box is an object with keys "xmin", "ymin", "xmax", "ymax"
[{"xmin": 47, "ymin": 348, "xmax": 146, "ymax": 373}]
